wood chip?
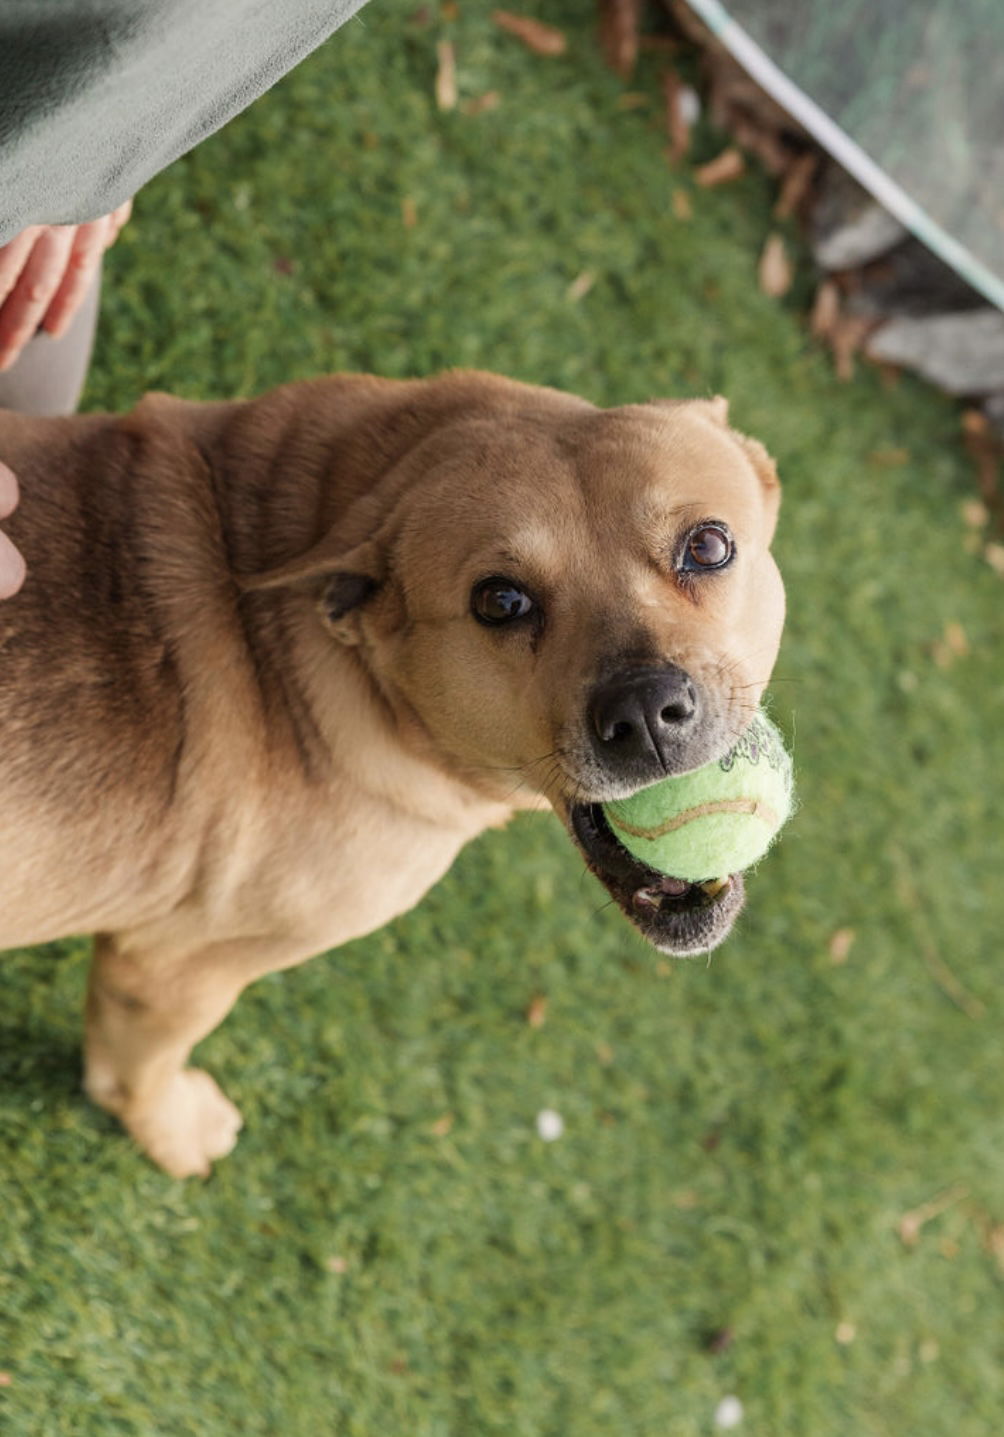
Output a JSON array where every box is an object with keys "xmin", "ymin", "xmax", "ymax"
[
  {"xmin": 694, "ymin": 147, "xmax": 745, "ymax": 188},
  {"xmin": 492, "ymin": 10, "xmax": 567, "ymax": 57},
  {"xmin": 758, "ymin": 232, "xmax": 793, "ymax": 298},
  {"xmin": 435, "ymin": 41, "xmax": 457, "ymax": 111}
]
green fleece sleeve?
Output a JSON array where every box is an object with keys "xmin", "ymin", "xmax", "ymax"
[{"xmin": 0, "ymin": 0, "xmax": 368, "ymax": 245}]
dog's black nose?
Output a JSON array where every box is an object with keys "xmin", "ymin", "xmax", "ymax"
[{"xmin": 589, "ymin": 665, "xmax": 699, "ymax": 774}]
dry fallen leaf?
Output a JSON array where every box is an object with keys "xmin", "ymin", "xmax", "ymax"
[
  {"xmin": 671, "ymin": 188, "xmax": 693, "ymax": 221},
  {"xmin": 934, "ymin": 620, "xmax": 968, "ymax": 661},
  {"xmin": 831, "ymin": 314, "xmax": 874, "ymax": 381},
  {"xmin": 961, "ymin": 406, "xmax": 1002, "ymax": 507},
  {"xmin": 774, "ymin": 151, "xmax": 817, "ymax": 220},
  {"xmin": 461, "ymin": 90, "xmax": 501, "ymax": 116},
  {"xmin": 828, "ymin": 928, "xmax": 855, "ymax": 964},
  {"xmin": 325, "ymin": 1255, "xmax": 349, "ymax": 1274},
  {"xmin": 435, "ymin": 41, "xmax": 457, "ymax": 111},
  {"xmin": 810, "ymin": 279, "xmax": 841, "ymax": 340},
  {"xmin": 835, "ymin": 1322, "xmax": 856, "ymax": 1345},
  {"xmin": 430, "ymin": 1112, "xmax": 455, "ymax": 1137},
  {"xmin": 899, "ymin": 1185, "xmax": 969, "ymax": 1247},
  {"xmin": 962, "ymin": 498, "xmax": 990, "ymax": 529},
  {"xmin": 526, "ymin": 993, "xmax": 548, "ymax": 1027},
  {"xmin": 758, "ymin": 232, "xmax": 793, "ymax": 298},
  {"xmin": 867, "ymin": 447, "xmax": 910, "ymax": 468},
  {"xmin": 944, "ymin": 621, "xmax": 969, "ymax": 657},
  {"xmin": 985, "ymin": 542, "xmax": 1004, "ymax": 575},
  {"xmin": 985, "ymin": 1224, "xmax": 1004, "ymax": 1272},
  {"xmin": 492, "ymin": 10, "xmax": 567, "ymax": 57},
  {"xmin": 598, "ymin": 0, "xmax": 640, "ymax": 77},
  {"xmin": 401, "ymin": 196, "xmax": 418, "ymax": 229},
  {"xmin": 694, "ymin": 146, "xmax": 745, "ymax": 188},
  {"xmin": 566, "ymin": 270, "xmax": 596, "ymax": 302}
]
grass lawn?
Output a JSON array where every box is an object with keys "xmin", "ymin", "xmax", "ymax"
[{"xmin": 3, "ymin": 2, "xmax": 1004, "ymax": 1433}]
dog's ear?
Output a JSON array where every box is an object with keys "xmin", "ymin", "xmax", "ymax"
[
  {"xmin": 239, "ymin": 535, "xmax": 384, "ymax": 645},
  {"xmin": 648, "ymin": 395, "xmax": 781, "ymax": 538},
  {"xmin": 732, "ymin": 430, "xmax": 781, "ymax": 540},
  {"xmin": 647, "ymin": 394, "xmax": 730, "ymax": 427}
]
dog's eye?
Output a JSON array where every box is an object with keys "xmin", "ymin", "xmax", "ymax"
[
  {"xmin": 471, "ymin": 577, "xmax": 536, "ymax": 626},
  {"xmin": 680, "ymin": 523, "xmax": 735, "ymax": 572}
]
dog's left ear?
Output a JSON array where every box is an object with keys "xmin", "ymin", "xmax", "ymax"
[
  {"xmin": 239, "ymin": 535, "xmax": 384, "ymax": 645},
  {"xmin": 648, "ymin": 394, "xmax": 781, "ymax": 539},
  {"xmin": 647, "ymin": 394, "xmax": 731, "ymax": 427},
  {"xmin": 731, "ymin": 430, "xmax": 781, "ymax": 540}
]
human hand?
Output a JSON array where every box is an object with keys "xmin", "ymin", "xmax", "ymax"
[
  {"xmin": 0, "ymin": 461, "xmax": 25, "ymax": 598},
  {"xmin": 0, "ymin": 200, "xmax": 133, "ymax": 372}
]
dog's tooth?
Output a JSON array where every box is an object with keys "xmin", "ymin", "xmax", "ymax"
[
  {"xmin": 699, "ymin": 877, "xmax": 731, "ymax": 899},
  {"xmin": 632, "ymin": 886, "xmax": 664, "ymax": 912}
]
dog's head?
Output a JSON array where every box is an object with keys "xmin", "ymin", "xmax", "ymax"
[{"xmin": 246, "ymin": 374, "xmax": 784, "ymax": 955}]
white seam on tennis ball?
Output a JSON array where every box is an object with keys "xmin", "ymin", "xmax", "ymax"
[{"xmin": 608, "ymin": 797, "xmax": 779, "ymax": 841}]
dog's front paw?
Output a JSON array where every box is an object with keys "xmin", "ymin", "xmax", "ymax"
[{"xmin": 120, "ymin": 1069, "xmax": 244, "ymax": 1179}]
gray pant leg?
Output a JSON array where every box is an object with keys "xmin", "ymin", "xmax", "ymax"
[{"xmin": 0, "ymin": 265, "xmax": 102, "ymax": 415}]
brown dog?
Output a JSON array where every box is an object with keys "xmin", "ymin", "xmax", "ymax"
[{"xmin": 0, "ymin": 372, "xmax": 784, "ymax": 1176}]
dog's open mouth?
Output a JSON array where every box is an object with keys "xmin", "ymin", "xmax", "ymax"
[{"xmin": 567, "ymin": 801, "xmax": 745, "ymax": 956}]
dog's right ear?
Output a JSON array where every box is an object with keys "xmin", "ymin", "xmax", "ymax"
[{"xmin": 238, "ymin": 535, "xmax": 384, "ymax": 645}]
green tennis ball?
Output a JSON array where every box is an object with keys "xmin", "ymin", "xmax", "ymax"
[{"xmin": 601, "ymin": 712, "xmax": 793, "ymax": 882}]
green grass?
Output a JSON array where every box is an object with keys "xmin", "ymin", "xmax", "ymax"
[{"xmin": 3, "ymin": 2, "xmax": 1004, "ymax": 1433}]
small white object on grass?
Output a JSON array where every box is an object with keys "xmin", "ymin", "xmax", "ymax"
[
  {"xmin": 535, "ymin": 1108, "xmax": 564, "ymax": 1141},
  {"xmin": 714, "ymin": 1395, "xmax": 744, "ymax": 1429},
  {"xmin": 677, "ymin": 85, "xmax": 701, "ymax": 127}
]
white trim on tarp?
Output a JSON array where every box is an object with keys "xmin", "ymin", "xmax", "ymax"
[{"xmin": 683, "ymin": 0, "xmax": 1004, "ymax": 312}]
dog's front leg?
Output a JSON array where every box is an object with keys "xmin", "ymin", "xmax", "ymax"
[{"xmin": 83, "ymin": 931, "xmax": 306, "ymax": 1178}]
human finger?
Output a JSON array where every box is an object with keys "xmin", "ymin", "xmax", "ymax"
[
  {"xmin": 0, "ymin": 460, "xmax": 19, "ymax": 519},
  {"xmin": 41, "ymin": 219, "xmax": 109, "ymax": 339},
  {"xmin": 0, "ymin": 528, "xmax": 26, "ymax": 599},
  {"xmin": 0, "ymin": 463, "xmax": 25, "ymax": 599},
  {"xmin": 106, "ymin": 198, "xmax": 133, "ymax": 243},
  {"xmin": 0, "ymin": 226, "xmax": 76, "ymax": 371},
  {"xmin": 0, "ymin": 226, "xmax": 41, "ymax": 308}
]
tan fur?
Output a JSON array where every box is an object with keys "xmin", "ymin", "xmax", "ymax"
[{"xmin": 0, "ymin": 372, "xmax": 784, "ymax": 1176}]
